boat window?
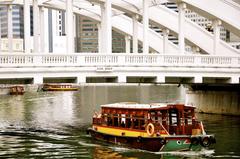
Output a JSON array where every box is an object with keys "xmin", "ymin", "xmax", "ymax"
[
  {"xmin": 113, "ymin": 114, "xmax": 118, "ymax": 127},
  {"xmin": 169, "ymin": 109, "xmax": 178, "ymax": 126},
  {"xmin": 184, "ymin": 109, "xmax": 193, "ymax": 125},
  {"xmin": 121, "ymin": 114, "xmax": 126, "ymax": 127},
  {"xmin": 107, "ymin": 116, "xmax": 113, "ymax": 126},
  {"xmin": 150, "ymin": 111, "xmax": 162, "ymax": 124},
  {"xmin": 126, "ymin": 115, "xmax": 131, "ymax": 128}
]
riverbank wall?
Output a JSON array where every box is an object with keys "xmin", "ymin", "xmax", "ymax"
[{"xmin": 186, "ymin": 90, "xmax": 240, "ymax": 116}]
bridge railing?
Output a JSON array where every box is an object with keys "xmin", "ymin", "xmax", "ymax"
[{"xmin": 0, "ymin": 53, "xmax": 239, "ymax": 68}]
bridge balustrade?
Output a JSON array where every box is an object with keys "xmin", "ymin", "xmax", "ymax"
[{"xmin": 0, "ymin": 54, "xmax": 239, "ymax": 68}]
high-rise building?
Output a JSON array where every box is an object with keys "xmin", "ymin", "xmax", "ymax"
[
  {"xmin": 0, "ymin": 5, "xmax": 24, "ymax": 38},
  {"xmin": 75, "ymin": 15, "xmax": 125, "ymax": 53}
]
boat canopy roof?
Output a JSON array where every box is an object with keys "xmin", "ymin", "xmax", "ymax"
[{"xmin": 101, "ymin": 102, "xmax": 195, "ymax": 111}]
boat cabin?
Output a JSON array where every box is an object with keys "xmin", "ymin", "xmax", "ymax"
[
  {"xmin": 42, "ymin": 83, "xmax": 78, "ymax": 91},
  {"xmin": 9, "ymin": 85, "xmax": 25, "ymax": 95},
  {"xmin": 93, "ymin": 102, "xmax": 203, "ymax": 136}
]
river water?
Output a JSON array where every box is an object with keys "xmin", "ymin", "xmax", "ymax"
[{"xmin": 0, "ymin": 85, "xmax": 239, "ymax": 158}]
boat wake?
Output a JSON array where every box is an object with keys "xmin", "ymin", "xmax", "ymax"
[
  {"xmin": 213, "ymin": 155, "xmax": 240, "ymax": 158},
  {"xmin": 78, "ymin": 140, "xmax": 100, "ymax": 147},
  {"xmin": 153, "ymin": 149, "xmax": 215, "ymax": 157}
]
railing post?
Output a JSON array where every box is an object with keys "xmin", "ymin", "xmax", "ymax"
[
  {"xmin": 195, "ymin": 56, "xmax": 202, "ymax": 67},
  {"xmin": 33, "ymin": 55, "xmax": 42, "ymax": 66},
  {"xmin": 231, "ymin": 57, "xmax": 239, "ymax": 67}
]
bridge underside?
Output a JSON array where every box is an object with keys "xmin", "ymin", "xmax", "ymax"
[{"xmin": 0, "ymin": 66, "xmax": 239, "ymax": 85}]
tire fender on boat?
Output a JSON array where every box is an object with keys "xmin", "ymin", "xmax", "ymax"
[
  {"xmin": 200, "ymin": 136, "xmax": 211, "ymax": 147},
  {"xmin": 146, "ymin": 123, "xmax": 155, "ymax": 136}
]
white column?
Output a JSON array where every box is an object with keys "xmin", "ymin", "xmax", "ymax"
[
  {"xmin": 212, "ymin": 19, "xmax": 221, "ymax": 55},
  {"xmin": 7, "ymin": 5, "xmax": 13, "ymax": 53},
  {"xmin": 39, "ymin": 6, "xmax": 45, "ymax": 53},
  {"xmin": 162, "ymin": 28, "xmax": 169, "ymax": 54},
  {"xmin": 33, "ymin": 0, "xmax": 40, "ymax": 53},
  {"xmin": 132, "ymin": 14, "xmax": 138, "ymax": 53},
  {"xmin": 66, "ymin": 0, "xmax": 74, "ymax": 53},
  {"xmin": 125, "ymin": 35, "xmax": 131, "ymax": 53},
  {"xmin": 100, "ymin": 4, "xmax": 105, "ymax": 54},
  {"xmin": 97, "ymin": 23, "xmax": 101, "ymax": 53},
  {"xmin": 73, "ymin": 14, "xmax": 76, "ymax": 52},
  {"xmin": 24, "ymin": 0, "xmax": 31, "ymax": 53},
  {"xmin": 178, "ymin": 3, "xmax": 186, "ymax": 54},
  {"xmin": 101, "ymin": 0, "xmax": 112, "ymax": 54},
  {"xmin": 142, "ymin": 0, "xmax": 149, "ymax": 54}
]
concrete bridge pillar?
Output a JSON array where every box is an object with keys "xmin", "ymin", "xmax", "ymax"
[
  {"xmin": 177, "ymin": 3, "xmax": 187, "ymax": 54},
  {"xmin": 33, "ymin": 76, "xmax": 43, "ymax": 84},
  {"xmin": 143, "ymin": 0, "xmax": 149, "ymax": 54},
  {"xmin": 231, "ymin": 76, "xmax": 239, "ymax": 84},
  {"xmin": 24, "ymin": 0, "xmax": 31, "ymax": 53},
  {"xmin": 118, "ymin": 75, "xmax": 126, "ymax": 83},
  {"xmin": 156, "ymin": 76, "xmax": 165, "ymax": 83},
  {"xmin": 77, "ymin": 76, "xmax": 86, "ymax": 83},
  {"xmin": 132, "ymin": 14, "xmax": 139, "ymax": 53},
  {"xmin": 194, "ymin": 76, "xmax": 203, "ymax": 83},
  {"xmin": 7, "ymin": 5, "xmax": 13, "ymax": 53}
]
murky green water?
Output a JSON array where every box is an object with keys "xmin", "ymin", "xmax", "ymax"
[{"xmin": 0, "ymin": 85, "xmax": 239, "ymax": 158}]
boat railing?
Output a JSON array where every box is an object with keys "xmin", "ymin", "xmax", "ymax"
[{"xmin": 147, "ymin": 121, "xmax": 170, "ymax": 136}]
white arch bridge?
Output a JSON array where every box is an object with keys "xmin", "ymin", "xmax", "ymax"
[{"xmin": 0, "ymin": 0, "xmax": 239, "ymax": 84}]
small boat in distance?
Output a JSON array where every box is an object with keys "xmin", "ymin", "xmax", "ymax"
[
  {"xmin": 88, "ymin": 102, "xmax": 216, "ymax": 152},
  {"xmin": 9, "ymin": 85, "xmax": 25, "ymax": 95},
  {"xmin": 42, "ymin": 84, "xmax": 78, "ymax": 91}
]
